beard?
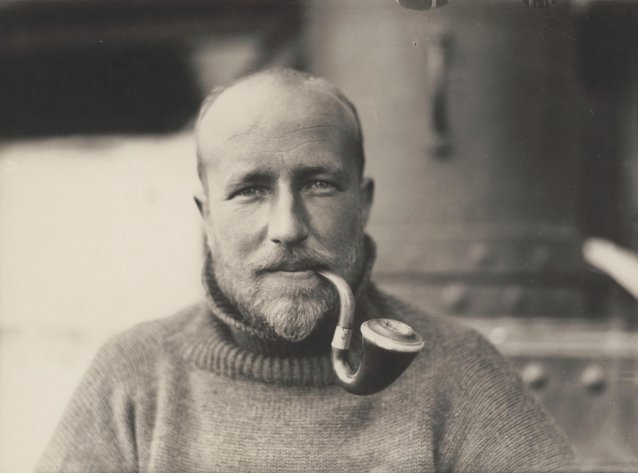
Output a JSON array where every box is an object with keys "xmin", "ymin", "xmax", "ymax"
[{"xmin": 209, "ymin": 232, "xmax": 367, "ymax": 342}]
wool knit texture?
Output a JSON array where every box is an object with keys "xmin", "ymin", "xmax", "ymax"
[{"xmin": 36, "ymin": 245, "xmax": 573, "ymax": 473}]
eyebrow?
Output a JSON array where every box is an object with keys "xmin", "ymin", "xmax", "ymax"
[
  {"xmin": 293, "ymin": 165, "xmax": 349, "ymax": 183},
  {"xmin": 223, "ymin": 170, "xmax": 275, "ymax": 195},
  {"xmin": 293, "ymin": 165, "xmax": 347, "ymax": 179}
]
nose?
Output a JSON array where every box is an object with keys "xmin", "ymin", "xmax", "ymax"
[{"xmin": 267, "ymin": 188, "xmax": 309, "ymax": 246}]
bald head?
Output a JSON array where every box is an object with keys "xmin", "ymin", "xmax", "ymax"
[{"xmin": 195, "ymin": 68, "xmax": 365, "ymax": 192}]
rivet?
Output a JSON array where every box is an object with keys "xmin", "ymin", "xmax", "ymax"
[
  {"xmin": 442, "ymin": 284, "xmax": 469, "ymax": 313},
  {"xmin": 489, "ymin": 326, "xmax": 508, "ymax": 345},
  {"xmin": 521, "ymin": 362, "xmax": 548, "ymax": 390},
  {"xmin": 581, "ymin": 364, "xmax": 606, "ymax": 394},
  {"xmin": 469, "ymin": 243, "xmax": 493, "ymax": 268}
]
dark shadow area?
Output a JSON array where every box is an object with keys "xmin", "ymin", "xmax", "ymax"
[{"xmin": 0, "ymin": 43, "xmax": 201, "ymax": 137}]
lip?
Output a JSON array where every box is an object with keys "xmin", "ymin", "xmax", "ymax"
[{"xmin": 269, "ymin": 270, "xmax": 317, "ymax": 280}]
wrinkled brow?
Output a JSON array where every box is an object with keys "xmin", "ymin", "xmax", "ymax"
[
  {"xmin": 223, "ymin": 170, "xmax": 275, "ymax": 194},
  {"xmin": 293, "ymin": 165, "xmax": 350, "ymax": 184},
  {"xmin": 222, "ymin": 163, "xmax": 350, "ymax": 192}
]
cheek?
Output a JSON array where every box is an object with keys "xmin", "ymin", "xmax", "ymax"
[
  {"xmin": 207, "ymin": 204, "xmax": 266, "ymax": 256},
  {"xmin": 308, "ymin": 196, "xmax": 363, "ymax": 246}
]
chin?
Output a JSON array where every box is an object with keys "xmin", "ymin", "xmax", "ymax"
[
  {"xmin": 257, "ymin": 291, "xmax": 334, "ymax": 342},
  {"xmin": 216, "ymin": 267, "xmax": 339, "ymax": 341}
]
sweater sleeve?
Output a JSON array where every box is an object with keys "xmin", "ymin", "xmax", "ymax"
[
  {"xmin": 35, "ymin": 334, "xmax": 142, "ymax": 473},
  {"xmin": 437, "ymin": 330, "xmax": 574, "ymax": 473}
]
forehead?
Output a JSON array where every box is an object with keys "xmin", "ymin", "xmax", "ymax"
[{"xmin": 196, "ymin": 78, "xmax": 360, "ymax": 179}]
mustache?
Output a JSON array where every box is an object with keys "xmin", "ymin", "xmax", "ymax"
[{"xmin": 252, "ymin": 246, "xmax": 336, "ymax": 274}]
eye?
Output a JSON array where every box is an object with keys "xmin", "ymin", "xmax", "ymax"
[
  {"xmin": 232, "ymin": 186, "xmax": 268, "ymax": 200},
  {"xmin": 304, "ymin": 180, "xmax": 338, "ymax": 195}
]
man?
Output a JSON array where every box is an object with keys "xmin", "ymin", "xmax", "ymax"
[{"xmin": 37, "ymin": 68, "xmax": 572, "ymax": 472}]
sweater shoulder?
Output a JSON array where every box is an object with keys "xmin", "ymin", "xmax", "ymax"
[{"xmin": 87, "ymin": 302, "xmax": 207, "ymax": 386}]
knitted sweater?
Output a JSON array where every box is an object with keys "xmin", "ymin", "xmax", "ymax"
[{"xmin": 36, "ymin": 257, "xmax": 572, "ymax": 472}]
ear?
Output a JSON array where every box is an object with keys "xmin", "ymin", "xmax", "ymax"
[
  {"xmin": 359, "ymin": 177, "xmax": 374, "ymax": 227},
  {"xmin": 194, "ymin": 191, "xmax": 216, "ymax": 251},
  {"xmin": 194, "ymin": 191, "xmax": 207, "ymax": 218}
]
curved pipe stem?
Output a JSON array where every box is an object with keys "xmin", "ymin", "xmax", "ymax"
[
  {"xmin": 316, "ymin": 271, "xmax": 358, "ymax": 386},
  {"xmin": 331, "ymin": 348, "xmax": 357, "ymax": 385},
  {"xmin": 317, "ymin": 270, "xmax": 423, "ymax": 395},
  {"xmin": 316, "ymin": 270, "xmax": 355, "ymax": 330},
  {"xmin": 316, "ymin": 270, "xmax": 356, "ymax": 351}
]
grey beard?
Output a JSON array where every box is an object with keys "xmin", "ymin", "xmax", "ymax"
[
  {"xmin": 211, "ymin": 237, "xmax": 366, "ymax": 342},
  {"xmin": 239, "ymin": 283, "xmax": 336, "ymax": 342}
]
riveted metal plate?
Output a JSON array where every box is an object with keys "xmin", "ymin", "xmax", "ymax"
[
  {"xmin": 463, "ymin": 317, "xmax": 638, "ymax": 469},
  {"xmin": 376, "ymin": 279, "xmax": 587, "ymax": 317},
  {"xmin": 370, "ymin": 223, "xmax": 584, "ymax": 275}
]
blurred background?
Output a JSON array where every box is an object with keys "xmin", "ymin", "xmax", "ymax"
[{"xmin": 0, "ymin": 0, "xmax": 637, "ymax": 471}]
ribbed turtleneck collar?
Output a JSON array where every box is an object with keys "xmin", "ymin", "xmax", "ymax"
[
  {"xmin": 164, "ymin": 237, "xmax": 381, "ymax": 387},
  {"xmin": 202, "ymin": 236, "xmax": 376, "ymax": 357}
]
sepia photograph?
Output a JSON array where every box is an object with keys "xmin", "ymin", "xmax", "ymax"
[{"xmin": 0, "ymin": 0, "xmax": 637, "ymax": 471}]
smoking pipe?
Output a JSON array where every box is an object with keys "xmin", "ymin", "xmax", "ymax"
[{"xmin": 317, "ymin": 270, "xmax": 425, "ymax": 395}]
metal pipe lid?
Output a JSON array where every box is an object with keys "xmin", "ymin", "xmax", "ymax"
[{"xmin": 361, "ymin": 318, "xmax": 425, "ymax": 353}]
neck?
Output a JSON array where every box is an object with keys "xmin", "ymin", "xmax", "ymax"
[{"xmin": 202, "ymin": 237, "xmax": 376, "ymax": 357}]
